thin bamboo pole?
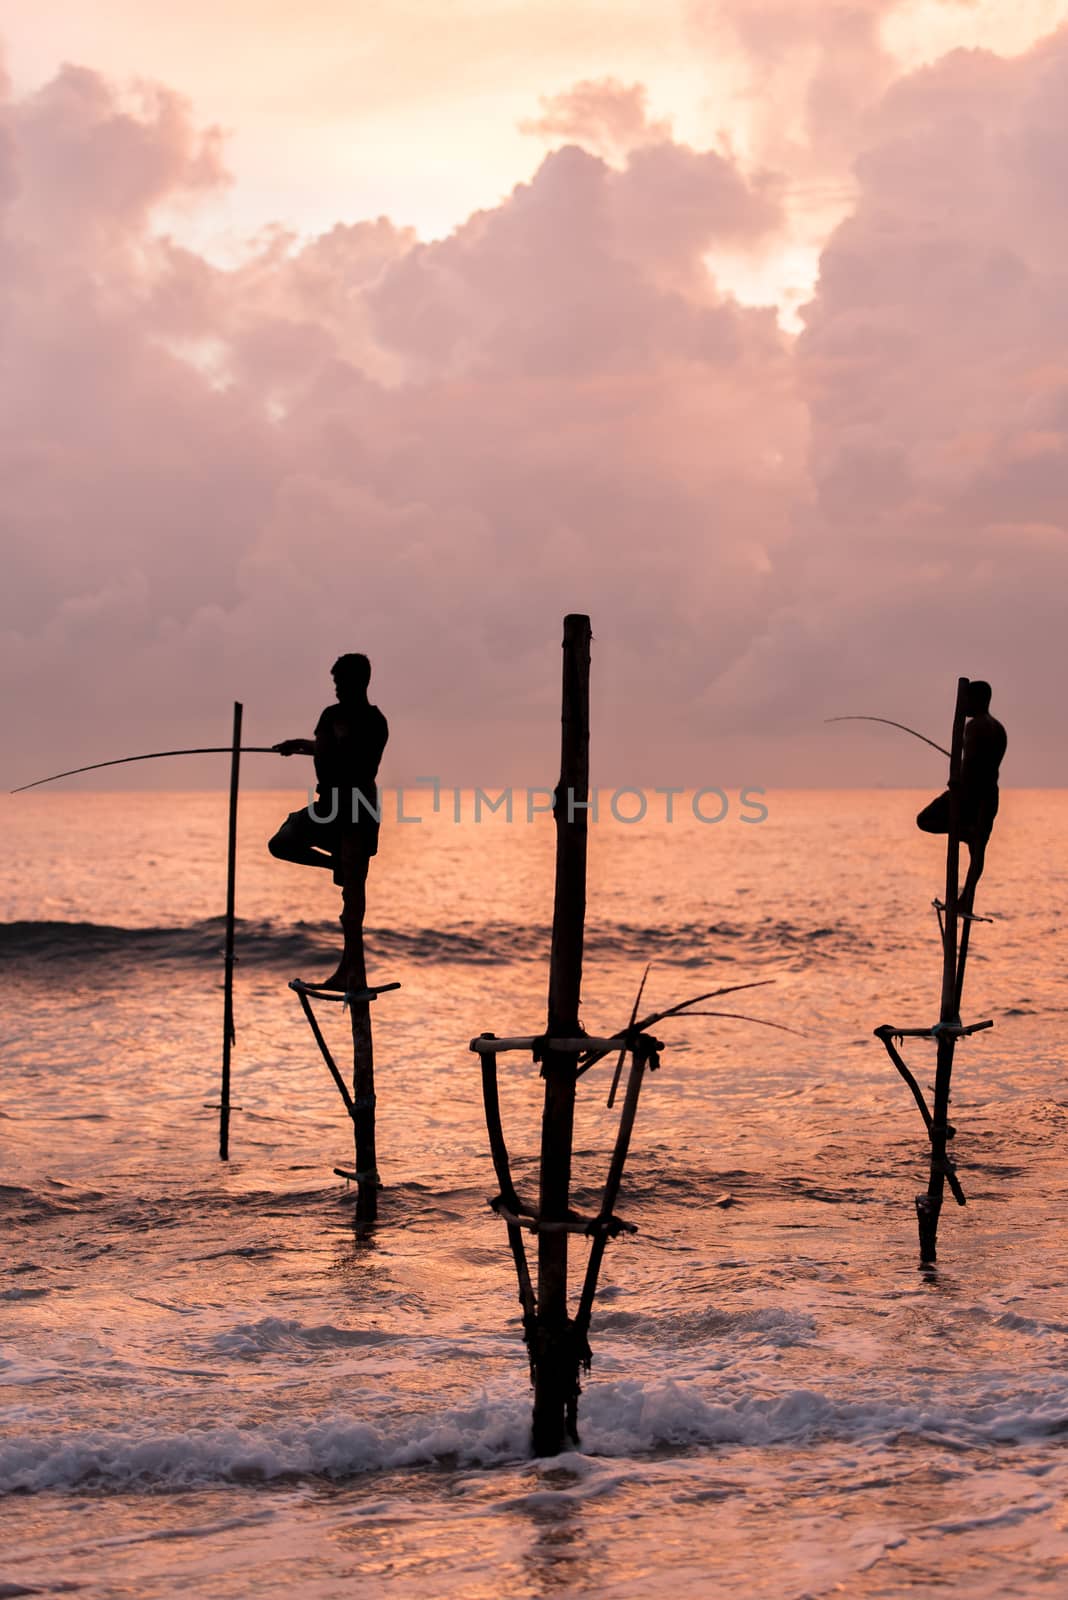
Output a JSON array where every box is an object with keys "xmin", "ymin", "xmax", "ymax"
[
  {"xmin": 532, "ymin": 613, "xmax": 591, "ymax": 1456},
  {"xmin": 219, "ymin": 701, "xmax": 242, "ymax": 1161},
  {"xmin": 917, "ymin": 677, "xmax": 968, "ymax": 1261}
]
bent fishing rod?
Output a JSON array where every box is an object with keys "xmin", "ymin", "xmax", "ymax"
[
  {"xmin": 14, "ymin": 714, "xmax": 949, "ymax": 792},
  {"xmin": 11, "ymin": 746, "xmax": 292, "ymax": 794},
  {"xmin": 825, "ymin": 715, "xmax": 950, "ymax": 759}
]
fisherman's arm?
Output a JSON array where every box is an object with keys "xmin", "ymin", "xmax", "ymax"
[{"xmin": 272, "ymin": 738, "xmax": 316, "ymax": 757}]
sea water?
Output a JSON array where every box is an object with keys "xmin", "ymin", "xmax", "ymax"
[{"xmin": 2, "ymin": 789, "xmax": 1067, "ymax": 1598}]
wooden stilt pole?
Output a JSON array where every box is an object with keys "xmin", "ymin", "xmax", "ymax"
[
  {"xmin": 532, "ymin": 613, "xmax": 592, "ymax": 1456},
  {"xmin": 342, "ymin": 855, "xmax": 378, "ymax": 1227},
  {"xmin": 917, "ymin": 677, "xmax": 968, "ymax": 1262},
  {"xmin": 470, "ymin": 616, "xmax": 743, "ymax": 1444},
  {"xmin": 349, "ymin": 1004, "xmax": 377, "ymax": 1224},
  {"xmin": 219, "ymin": 700, "xmax": 242, "ymax": 1161},
  {"xmin": 954, "ymin": 910, "xmax": 974, "ymax": 1019}
]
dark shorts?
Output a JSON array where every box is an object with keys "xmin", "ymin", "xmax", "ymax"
[
  {"xmin": 279, "ymin": 803, "xmax": 343, "ymax": 853},
  {"xmin": 285, "ymin": 795, "xmax": 380, "ymax": 855},
  {"xmin": 916, "ymin": 788, "xmax": 999, "ymax": 843},
  {"xmin": 271, "ymin": 806, "xmax": 375, "ymax": 885}
]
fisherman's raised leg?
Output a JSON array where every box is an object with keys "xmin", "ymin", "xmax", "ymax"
[
  {"xmin": 268, "ymin": 808, "xmax": 337, "ymax": 871},
  {"xmin": 916, "ymin": 791, "xmax": 951, "ymax": 835}
]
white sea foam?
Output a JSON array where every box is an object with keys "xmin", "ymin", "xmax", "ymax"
[
  {"xmin": 4, "ymin": 1374, "xmax": 1068, "ymax": 1494},
  {"xmin": 0, "ymin": 1400, "xmax": 530, "ymax": 1494}
]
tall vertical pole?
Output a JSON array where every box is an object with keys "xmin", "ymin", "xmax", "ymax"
[
  {"xmin": 918, "ymin": 676, "xmax": 968, "ymax": 1261},
  {"xmin": 532, "ymin": 613, "xmax": 592, "ymax": 1455},
  {"xmin": 219, "ymin": 700, "xmax": 242, "ymax": 1161},
  {"xmin": 342, "ymin": 855, "xmax": 378, "ymax": 1226}
]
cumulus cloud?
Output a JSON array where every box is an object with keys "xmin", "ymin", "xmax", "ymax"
[
  {"xmin": 4, "ymin": 22, "xmax": 1068, "ymax": 792},
  {"xmin": 519, "ymin": 77, "xmax": 673, "ymax": 157},
  {"xmin": 1, "ymin": 59, "xmax": 802, "ymax": 787},
  {"xmin": 723, "ymin": 26, "xmax": 1068, "ymax": 781},
  {"xmin": 687, "ymin": 0, "xmax": 899, "ymax": 176}
]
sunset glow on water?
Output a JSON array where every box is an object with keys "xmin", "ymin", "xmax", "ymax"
[
  {"xmin": 3, "ymin": 790, "xmax": 1067, "ymax": 1596},
  {"xmin": 6, "ymin": 0, "xmax": 1068, "ymax": 1590}
]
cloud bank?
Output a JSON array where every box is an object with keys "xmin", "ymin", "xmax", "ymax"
[{"xmin": 2, "ymin": 31, "xmax": 1066, "ymax": 788}]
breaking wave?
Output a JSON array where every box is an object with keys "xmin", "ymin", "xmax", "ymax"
[
  {"xmin": 0, "ymin": 915, "xmax": 867, "ymax": 971},
  {"xmin": 3, "ymin": 1374, "xmax": 1067, "ymax": 1494}
]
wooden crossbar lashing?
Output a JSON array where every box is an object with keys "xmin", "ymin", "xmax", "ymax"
[
  {"xmin": 468, "ymin": 1033, "xmax": 647, "ymax": 1056},
  {"xmin": 490, "ymin": 1200, "xmax": 638, "ymax": 1236},
  {"xmin": 933, "ymin": 899, "xmax": 993, "ymax": 924},
  {"xmin": 290, "ymin": 979, "xmax": 401, "ymax": 1004},
  {"xmin": 875, "ymin": 1020, "xmax": 993, "ymax": 1042}
]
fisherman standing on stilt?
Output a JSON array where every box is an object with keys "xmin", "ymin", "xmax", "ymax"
[
  {"xmin": 916, "ymin": 680, "xmax": 1006, "ymax": 910},
  {"xmin": 269, "ymin": 654, "xmax": 388, "ymax": 988}
]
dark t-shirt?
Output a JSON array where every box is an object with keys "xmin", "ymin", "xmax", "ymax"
[
  {"xmin": 961, "ymin": 714, "xmax": 1007, "ymax": 797},
  {"xmin": 959, "ymin": 713, "xmax": 1006, "ymax": 835},
  {"xmin": 313, "ymin": 700, "xmax": 388, "ymax": 851}
]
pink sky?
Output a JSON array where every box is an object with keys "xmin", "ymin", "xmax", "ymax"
[{"xmin": 3, "ymin": 2, "xmax": 1068, "ymax": 788}]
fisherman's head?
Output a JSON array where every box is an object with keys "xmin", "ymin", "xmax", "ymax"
[
  {"xmin": 332, "ymin": 653, "xmax": 371, "ymax": 702},
  {"xmin": 965, "ymin": 680, "xmax": 992, "ymax": 717}
]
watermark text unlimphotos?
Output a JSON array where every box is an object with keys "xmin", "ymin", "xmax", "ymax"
[{"xmin": 304, "ymin": 783, "xmax": 769, "ymax": 825}]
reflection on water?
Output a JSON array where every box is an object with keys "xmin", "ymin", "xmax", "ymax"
[{"xmin": 1, "ymin": 789, "xmax": 1067, "ymax": 1597}]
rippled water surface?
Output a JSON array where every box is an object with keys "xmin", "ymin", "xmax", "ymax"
[{"xmin": 2, "ymin": 788, "xmax": 1067, "ymax": 1598}]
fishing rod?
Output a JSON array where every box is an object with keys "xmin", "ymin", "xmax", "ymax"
[
  {"xmin": 12, "ymin": 719, "xmax": 309, "ymax": 1164},
  {"xmin": 825, "ymin": 715, "xmax": 950, "ymax": 759},
  {"xmin": 11, "ymin": 746, "xmax": 286, "ymax": 793}
]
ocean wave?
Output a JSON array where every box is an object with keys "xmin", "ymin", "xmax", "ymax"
[
  {"xmin": 0, "ymin": 914, "xmax": 867, "ymax": 972},
  {"xmin": 3, "ymin": 1375, "xmax": 1068, "ymax": 1494},
  {"xmin": 212, "ymin": 1317, "xmax": 398, "ymax": 1354}
]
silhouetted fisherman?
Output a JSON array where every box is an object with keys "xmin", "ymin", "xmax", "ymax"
[
  {"xmin": 917, "ymin": 680, "xmax": 1006, "ymax": 910},
  {"xmin": 269, "ymin": 653, "xmax": 388, "ymax": 987}
]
